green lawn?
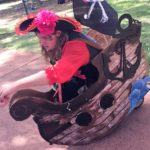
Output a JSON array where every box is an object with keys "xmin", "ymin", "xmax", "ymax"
[{"xmin": 0, "ymin": 0, "xmax": 150, "ymax": 60}]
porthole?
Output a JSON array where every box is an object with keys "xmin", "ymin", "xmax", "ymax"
[
  {"xmin": 75, "ymin": 112, "xmax": 92, "ymax": 126},
  {"xmin": 100, "ymin": 93, "xmax": 115, "ymax": 109}
]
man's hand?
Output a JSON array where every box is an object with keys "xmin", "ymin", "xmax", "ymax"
[{"xmin": 0, "ymin": 83, "xmax": 15, "ymax": 107}]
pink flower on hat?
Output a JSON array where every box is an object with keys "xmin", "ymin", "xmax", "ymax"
[{"xmin": 34, "ymin": 9, "xmax": 58, "ymax": 35}]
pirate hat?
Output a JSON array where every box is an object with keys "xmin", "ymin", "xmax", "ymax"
[{"xmin": 16, "ymin": 10, "xmax": 81, "ymax": 35}]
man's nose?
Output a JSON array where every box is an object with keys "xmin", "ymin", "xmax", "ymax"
[{"xmin": 40, "ymin": 39, "xmax": 47, "ymax": 45}]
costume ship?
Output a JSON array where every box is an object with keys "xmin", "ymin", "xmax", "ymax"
[{"xmin": 9, "ymin": 0, "xmax": 149, "ymax": 146}]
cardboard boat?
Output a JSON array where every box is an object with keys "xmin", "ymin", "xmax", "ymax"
[{"xmin": 9, "ymin": 14, "xmax": 148, "ymax": 145}]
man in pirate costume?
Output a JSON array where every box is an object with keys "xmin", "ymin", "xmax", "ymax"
[
  {"xmin": 0, "ymin": 0, "xmax": 119, "ymax": 105},
  {"xmin": 0, "ymin": 9, "xmax": 100, "ymax": 106}
]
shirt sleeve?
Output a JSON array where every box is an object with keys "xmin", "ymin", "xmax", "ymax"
[{"xmin": 45, "ymin": 40, "xmax": 90, "ymax": 85}]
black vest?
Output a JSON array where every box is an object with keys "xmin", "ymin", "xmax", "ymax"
[
  {"xmin": 61, "ymin": 31, "xmax": 100, "ymax": 102},
  {"xmin": 69, "ymin": 31, "xmax": 100, "ymax": 59}
]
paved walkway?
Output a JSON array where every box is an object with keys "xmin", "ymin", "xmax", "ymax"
[
  {"xmin": 0, "ymin": 50, "xmax": 67, "ymax": 150},
  {"xmin": 0, "ymin": 49, "xmax": 150, "ymax": 150}
]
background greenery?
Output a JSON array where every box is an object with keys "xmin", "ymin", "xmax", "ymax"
[{"xmin": 0, "ymin": 0, "xmax": 150, "ymax": 61}]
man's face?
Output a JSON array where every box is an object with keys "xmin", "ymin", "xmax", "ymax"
[{"xmin": 36, "ymin": 32, "xmax": 58, "ymax": 52}]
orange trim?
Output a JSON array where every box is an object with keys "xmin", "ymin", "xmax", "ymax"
[
  {"xmin": 59, "ymin": 17, "xmax": 82, "ymax": 32},
  {"xmin": 15, "ymin": 14, "xmax": 82, "ymax": 36},
  {"xmin": 26, "ymin": 20, "xmax": 36, "ymax": 33},
  {"xmin": 15, "ymin": 13, "xmax": 36, "ymax": 35}
]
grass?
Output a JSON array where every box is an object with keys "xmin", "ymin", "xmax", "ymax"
[
  {"xmin": 0, "ymin": 33, "xmax": 40, "ymax": 52},
  {"xmin": 0, "ymin": 0, "xmax": 72, "ymax": 52},
  {"xmin": 0, "ymin": 0, "xmax": 150, "ymax": 58}
]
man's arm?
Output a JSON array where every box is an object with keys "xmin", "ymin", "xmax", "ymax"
[{"xmin": 0, "ymin": 71, "xmax": 49, "ymax": 107}]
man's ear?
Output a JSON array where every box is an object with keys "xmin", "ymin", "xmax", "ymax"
[{"xmin": 56, "ymin": 30, "xmax": 62, "ymax": 37}]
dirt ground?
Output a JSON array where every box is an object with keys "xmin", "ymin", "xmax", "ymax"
[
  {"xmin": 1, "ymin": 49, "xmax": 150, "ymax": 150},
  {"xmin": 1, "ymin": 1, "xmax": 150, "ymax": 150}
]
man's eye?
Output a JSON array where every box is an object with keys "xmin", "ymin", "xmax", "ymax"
[
  {"xmin": 43, "ymin": 36, "xmax": 52, "ymax": 40},
  {"xmin": 48, "ymin": 36, "xmax": 53, "ymax": 40},
  {"xmin": 43, "ymin": 37, "xmax": 49, "ymax": 40}
]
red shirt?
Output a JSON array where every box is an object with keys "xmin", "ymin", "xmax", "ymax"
[{"xmin": 45, "ymin": 40, "xmax": 90, "ymax": 85}]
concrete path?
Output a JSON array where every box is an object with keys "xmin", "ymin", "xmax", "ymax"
[{"xmin": 0, "ymin": 49, "xmax": 150, "ymax": 150}]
